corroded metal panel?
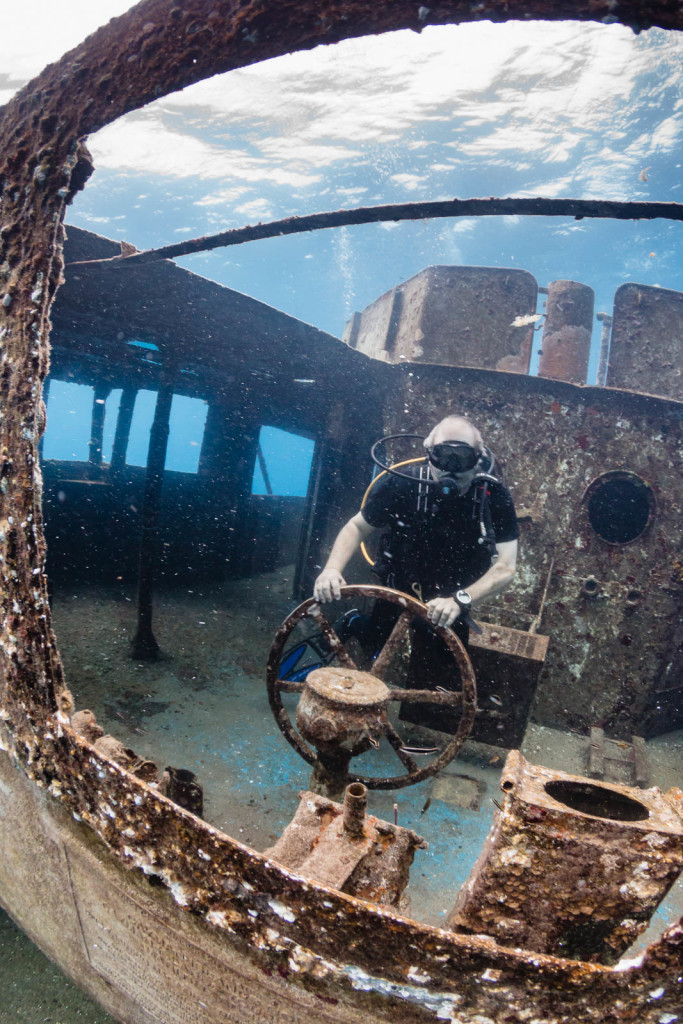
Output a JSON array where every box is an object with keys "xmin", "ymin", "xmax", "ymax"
[
  {"xmin": 265, "ymin": 788, "xmax": 425, "ymax": 905},
  {"xmin": 644, "ymin": 619, "xmax": 683, "ymax": 737},
  {"xmin": 55, "ymin": 228, "xmax": 351, "ymax": 390},
  {"xmin": 342, "ymin": 287, "xmax": 398, "ymax": 361},
  {"xmin": 468, "ymin": 623, "xmax": 549, "ymax": 747},
  {"xmin": 0, "ymin": 754, "xmax": 85, "ymax": 981},
  {"xmin": 344, "ymin": 267, "xmax": 537, "ymax": 371},
  {"xmin": 3, "ymin": 712, "xmax": 683, "ymax": 1024},
  {"xmin": 67, "ymin": 844, "xmax": 350, "ymax": 1024},
  {"xmin": 368, "ymin": 366, "xmax": 683, "ymax": 740},
  {"xmin": 608, "ymin": 283, "xmax": 683, "ymax": 400},
  {"xmin": 0, "ymin": 748, "xmax": 368, "ymax": 1024},
  {"xmin": 448, "ymin": 751, "xmax": 683, "ymax": 963}
]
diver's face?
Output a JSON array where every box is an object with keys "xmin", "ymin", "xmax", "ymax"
[{"xmin": 426, "ymin": 438, "xmax": 480, "ymax": 495}]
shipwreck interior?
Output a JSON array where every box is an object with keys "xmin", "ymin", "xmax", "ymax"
[
  {"xmin": 38, "ymin": 223, "xmax": 683, "ymax": 944},
  {"xmin": 2, "ymin": 3, "xmax": 683, "ymax": 1023}
]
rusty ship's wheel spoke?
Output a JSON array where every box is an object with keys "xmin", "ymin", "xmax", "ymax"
[
  {"xmin": 370, "ymin": 610, "xmax": 412, "ymax": 678},
  {"xmin": 388, "ymin": 688, "xmax": 464, "ymax": 708},
  {"xmin": 305, "ymin": 604, "xmax": 357, "ymax": 669},
  {"xmin": 382, "ymin": 721, "xmax": 419, "ymax": 774},
  {"xmin": 274, "ymin": 679, "xmax": 305, "ymax": 694}
]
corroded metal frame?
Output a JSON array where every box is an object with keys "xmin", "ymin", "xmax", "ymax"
[
  {"xmin": 1, "ymin": 2, "xmax": 682, "ymax": 1022},
  {"xmin": 67, "ymin": 195, "xmax": 683, "ymax": 269}
]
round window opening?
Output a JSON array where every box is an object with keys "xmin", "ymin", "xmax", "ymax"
[{"xmin": 583, "ymin": 471, "xmax": 655, "ymax": 545}]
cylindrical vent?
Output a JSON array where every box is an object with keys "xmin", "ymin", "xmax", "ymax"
[
  {"xmin": 343, "ymin": 782, "xmax": 368, "ymax": 836},
  {"xmin": 538, "ymin": 280, "xmax": 594, "ymax": 384}
]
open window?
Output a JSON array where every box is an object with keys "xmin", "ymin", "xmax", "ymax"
[
  {"xmin": 125, "ymin": 390, "xmax": 208, "ymax": 474},
  {"xmin": 251, "ymin": 425, "xmax": 315, "ymax": 498},
  {"xmin": 42, "ymin": 380, "xmax": 94, "ymax": 462}
]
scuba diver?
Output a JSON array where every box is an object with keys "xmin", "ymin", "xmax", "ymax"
[
  {"xmin": 313, "ymin": 414, "xmax": 518, "ymax": 644},
  {"xmin": 308, "ymin": 416, "xmax": 519, "ymax": 728}
]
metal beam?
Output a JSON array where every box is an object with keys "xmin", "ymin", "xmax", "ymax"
[{"xmin": 66, "ymin": 196, "xmax": 683, "ymax": 270}]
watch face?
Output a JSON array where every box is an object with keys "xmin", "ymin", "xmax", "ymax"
[{"xmin": 456, "ymin": 590, "xmax": 472, "ymax": 607}]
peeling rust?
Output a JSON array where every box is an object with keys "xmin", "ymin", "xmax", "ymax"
[{"xmin": 265, "ymin": 785, "xmax": 426, "ymax": 906}]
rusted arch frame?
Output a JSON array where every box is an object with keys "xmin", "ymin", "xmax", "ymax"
[
  {"xmin": 0, "ymin": 3, "xmax": 678, "ymax": 718},
  {"xmin": 0, "ymin": 3, "xmax": 680, "ymax": 1014},
  {"xmin": 266, "ymin": 585, "xmax": 477, "ymax": 790},
  {"xmin": 0, "ymin": 5, "xmax": 677, "ymax": 726}
]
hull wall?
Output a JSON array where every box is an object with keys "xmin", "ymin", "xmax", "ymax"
[
  {"xmin": 1, "ymin": 738, "xmax": 682, "ymax": 1024},
  {"xmin": 0, "ymin": 748, "xmax": 377, "ymax": 1024}
]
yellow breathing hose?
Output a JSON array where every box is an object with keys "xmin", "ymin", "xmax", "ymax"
[{"xmin": 360, "ymin": 456, "xmax": 428, "ymax": 566}]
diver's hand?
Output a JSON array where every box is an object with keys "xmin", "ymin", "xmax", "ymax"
[
  {"xmin": 313, "ymin": 569, "xmax": 346, "ymax": 603},
  {"xmin": 426, "ymin": 596, "xmax": 461, "ymax": 629}
]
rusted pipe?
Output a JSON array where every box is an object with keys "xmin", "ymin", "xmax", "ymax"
[
  {"xmin": 343, "ymin": 782, "xmax": 368, "ymax": 836},
  {"xmin": 538, "ymin": 281, "xmax": 594, "ymax": 384}
]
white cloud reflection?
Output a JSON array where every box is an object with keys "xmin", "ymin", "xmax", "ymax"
[
  {"xmin": 1, "ymin": 2, "xmax": 137, "ymax": 82},
  {"xmin": 3, "ymin": 10, "xmax": 682, "ymax": 226},
  {"xmin": 77, "ymin": 19, "xmax": 683, "ymax": 225},
  {"xmin": 92, "ymin": 116, "xmax": 322, "ymax": 188}
]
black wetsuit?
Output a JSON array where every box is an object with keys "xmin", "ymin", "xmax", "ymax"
[
  {"xmin": 361, "ymin": 464, "xmax": 519, "ymax": 602},
  {"xmin": 357, "ymin": 465, "xmax": 519, "ymax": 733}
]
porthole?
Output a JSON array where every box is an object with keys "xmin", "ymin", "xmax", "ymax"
[{"xmin": 582, "ymin": 471, "xmax": 655, "ymax": 545}]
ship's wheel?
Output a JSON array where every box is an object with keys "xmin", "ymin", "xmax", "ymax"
[{"xmin": 266, "ymin": 585, "xmax": 477, "ymax": 792}]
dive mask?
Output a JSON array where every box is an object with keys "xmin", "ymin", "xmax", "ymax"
[{"xmin": 427, "ymin": 442, "xmax": 480, "ymax": 475}]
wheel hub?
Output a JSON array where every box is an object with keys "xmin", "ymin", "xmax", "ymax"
[{"xmin": 297, "ymin": 666, "xmax": 390, "ymax": 755}]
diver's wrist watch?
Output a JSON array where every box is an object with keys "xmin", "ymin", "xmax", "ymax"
[{"xmin": 454, "ymin": 589, "xmax": 472, "ymax": 610}]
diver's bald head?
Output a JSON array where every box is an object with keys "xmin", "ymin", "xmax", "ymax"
[{"xmin": 425, "ymin": 415, "xmax": 483, "ymax": 452}]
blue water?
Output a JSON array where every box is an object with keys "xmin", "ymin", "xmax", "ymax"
[
  {"xmin": 38, "ymin": 21, "xmax": 683, "ymax": 470},
  {"xmin": 43, "ymin": 381, "xmax": 314, "ymax": 493}
]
